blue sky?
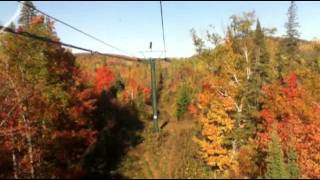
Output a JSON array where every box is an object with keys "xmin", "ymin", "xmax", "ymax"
[{"xmin": 1, "ymin": 1, "xmax": 320, "ymax": 58}]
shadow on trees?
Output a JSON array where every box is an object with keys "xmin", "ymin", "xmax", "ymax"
[{"xmin": 81, "ymin": 89, "xmax": 144, "ymax": 179}]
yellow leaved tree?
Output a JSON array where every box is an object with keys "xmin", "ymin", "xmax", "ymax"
[{"xmin": 193, "ymin": 76, "xmax": 239, "ymax": 178}]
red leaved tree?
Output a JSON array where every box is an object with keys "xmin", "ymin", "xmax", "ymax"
[
  {"xmin": 257, "ymin": 73, "xmax": 320, "ymax": 178},
  {"xmin": 95, "ymin": 66, "xmax": 115, "ymax": 95}
]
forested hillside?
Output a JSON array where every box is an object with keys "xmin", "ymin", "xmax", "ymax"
[{"xmin": 1, "ymin": 1, "xmax": 320, "ymax": 179}]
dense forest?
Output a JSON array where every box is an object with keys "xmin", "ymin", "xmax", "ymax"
[{"xmin": 1, "ymin": 1, "xmax": 320, "ymax": 179}]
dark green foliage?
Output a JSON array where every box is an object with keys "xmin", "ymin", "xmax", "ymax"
[
  {"xmin": 277, "ymin": 1, "xmax": 301, "ymax": 79},
  {"xmin": 265, "ymin": 130, "xmax": 289, "ymax": 179},
  {"xmin": 285, "ymin": 1, "xmax": 300, "ymax": 61},
  {"xmin": 247, "ymin": 19, "xmax": 272, "ymax": 104},
  {"xmin": 254, "ymin": 20, "xmax": 271, "ymax": 83},
  {"xmin": 110, "ymin": 78, "xmax": 125, "ymax": 97},
  {"xmin": 19, "ymin": 1, "xmax": 36, "ymax": 27},
  {"xmin": 176, "ymin": 84, "xmax": 192, "ymax": 120},
  {"xmin": 242, "ymin": 20, "xmax": 272, "ymax": 140},
  {"xmin": 287, "ymin": 147, "xmax": 300, "ymax": 179}
]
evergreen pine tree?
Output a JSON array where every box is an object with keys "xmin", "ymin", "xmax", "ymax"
[
  {"xmin": 18, "ymin": 1, "xmax": 36, "ymax": 27},
  {"xmin": 254, "ymin": 19, "xmax": 272, "ymax": 85},
  {"xmin": 265, "ymin": 129, "xmax": 289, "ymax": 179},
  {"xmin": 277, "ymin": 1, "xmax": 301, "ymax": 81},
  {"xmin": 284, "ymin": 1, "xmax": 300, "ymax": 65},
  {"xmin": 176, "ymin": 84, "xmax": 191, "ymax": 120},
  {"xmin": 287, "ymin": 147, "xmax": 300, "ymax": 179},
  {"xmin": 242, "ymin": 20, "xmax": 272, "ymax": 139}
]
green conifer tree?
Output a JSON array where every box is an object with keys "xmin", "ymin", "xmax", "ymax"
[
  {"xmin": 19, "ymin": 1, "xmax": 36, "ymax": 27},
  {"xmin": 287, "ymin": 147, "xmax": 300, "ymax": 179},
  {"xmin": 277, "ymin": 0, "xmax": 301, "ymax": 78},
  {"xmin": 176, "ymin": 84, "xmax": 191, "ymax": 120},
  {"xmin": 285, "ymin": 1, "xmax": 300, "ymax": 61},
  {"xmin": 265, "ymin": 130, "xmax": 289, "ymax": 179},
  {"xmin": 242, "ymin": 20, "xmax": 272, "ymax": 140}
]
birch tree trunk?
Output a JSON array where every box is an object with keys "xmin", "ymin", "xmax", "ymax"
[
  {"xmin": 7, "ymin": 75, "xmax": 35, "ymax": 179},
  {"xmin": 11, "ymin": 132, "xmax": 18, "ymax": 179},
  {"xmin": 243, "ymin": 46, "xmax": 251, "ymax": 80}
]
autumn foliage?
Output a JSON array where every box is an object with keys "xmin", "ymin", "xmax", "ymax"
[
  {"xmin": 30, "ymin": 16, "xmax": 44, "ymax": 25},
  {"xmin": 95, "ymin": 66, "xmax": 115, "ymax": 94},
  {"xmin": 1, "ymin": 1, "xmax": 320, "ymax": 179},
  {"xmin": 0, "ymin": 15, "xmax": 98, "ymax": 178},
  {"xmin": 193, "ymin": 77, "xmax": 238, "ymax": 177},
  {"xmin": 257, "ymin": 73, "xmax": 320, "ymax": 178}
]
